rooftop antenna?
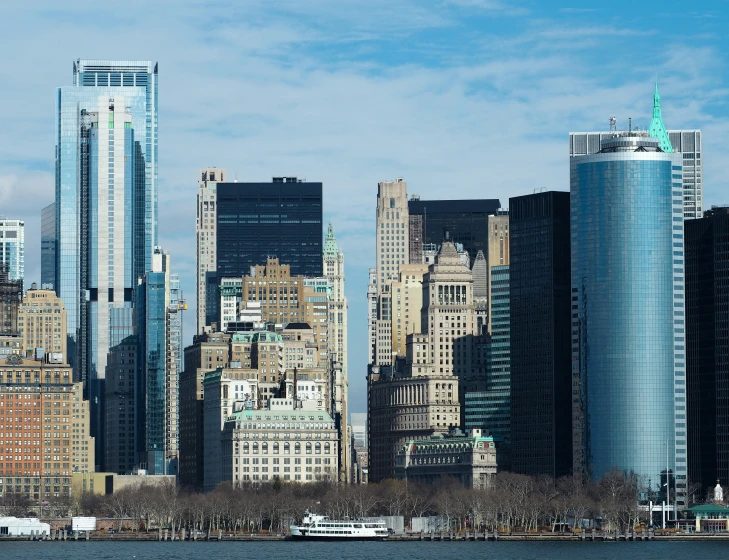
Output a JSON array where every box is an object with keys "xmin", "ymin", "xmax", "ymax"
[
  {"xmin": 609, "ymin": 116, "xmax": 617, "ymax": 132},
  {"xmin": 629, "ymin": 118, "xmax": 632, "ymax": 133}
]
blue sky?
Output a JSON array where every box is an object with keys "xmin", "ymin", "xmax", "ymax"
[{"xmin": 0, "ymin": 1, "xmax": 727, "ymax": 414}]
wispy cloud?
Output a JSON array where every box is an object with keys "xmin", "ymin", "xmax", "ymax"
[{"xmin": 0, "ymin": 1, "xmax": 727, "ymax": 412}]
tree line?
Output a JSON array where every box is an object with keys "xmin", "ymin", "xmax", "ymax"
[{"xmin": 3, "ymin": 469, "xmax": 707, "ymax": 533}]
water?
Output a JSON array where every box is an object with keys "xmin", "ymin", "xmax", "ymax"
[{"xmin": 1, "ymin": 540, "xmax": 726, "ymax": 560}]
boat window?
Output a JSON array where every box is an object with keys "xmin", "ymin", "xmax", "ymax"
[{"xmin": 354, "ymin": 524, "xmax": 362, "ymax": 528}]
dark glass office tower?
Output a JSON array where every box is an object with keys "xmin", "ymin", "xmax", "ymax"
[
  {"xmin": 686, "ymin": 206, "xmax": 729, "ymax": 495},
  {"xmin": 216, "ymin": 177, "xmax": 323, "ymax": 278},
  {"xmin": 408, "ymin": 197, "xmax": 501, "ymax": 261},
  {"xmin": 509, "ymin": 191, "xmax": 572, "ymax": 478}
]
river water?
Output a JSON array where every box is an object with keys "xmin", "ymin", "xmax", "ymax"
[{"xmin": 1, "ymin": 540, "xmax": 727, "ymax": 560}]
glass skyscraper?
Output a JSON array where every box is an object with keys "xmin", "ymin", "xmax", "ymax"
[
  {"xmin": 571, "ymin": 133, "xmax": 686, "ymax": 503},
  {"xmin": 0, "ymin": 219, "xmax": 24, "ymax": 284},
  {"xmin": 137, "ymin": 255, "xmax": 167, "ymax": 475},
  {"xmin": 53, "ymin": 60, "xmax": 157, "ymax": 387},
  {"xmin": 53, "ymin": 60, "xmax": 157, "ymax": 468}
]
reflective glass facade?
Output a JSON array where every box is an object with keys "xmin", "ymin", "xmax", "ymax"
[
  {"xmin": 137, "ymin": 270, "xmax": 167, "ymax": 474},
  {"xmin": 509, "ymin": 191, "xmax": 572, "ymax": 478},
  {"xmin": 571, "ymin": 135, "xmax": 685, "ymax": 499},
  {"xmin": 55, "ymin": 60, "xmax": 157, "ymax": 386}
]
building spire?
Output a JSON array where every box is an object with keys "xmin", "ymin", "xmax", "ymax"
[
  {"xmin": 323, "ymin": 221, "xmax": 340, "ymax": 259},
  {"xmin": 648, "ymin": 82, "xmax": 674, "ymax": 153}
]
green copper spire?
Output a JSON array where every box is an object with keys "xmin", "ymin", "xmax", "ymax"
[
  {"xmin": 648, "ymin": 82, "xmax": 674, "ymax": 153},
  {"xmin": 323, "ymin": 221, "xmax": 340, "ymax": 260}
]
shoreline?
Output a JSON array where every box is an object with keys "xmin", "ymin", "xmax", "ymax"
[{"xmin": 3, "ymin": 533, "xmax": 729, "ymax": 542}]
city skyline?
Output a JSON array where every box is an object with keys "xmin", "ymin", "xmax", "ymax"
[{"xmin": 1, "ymin": 3, "xmax": 728, "ymax": 415}]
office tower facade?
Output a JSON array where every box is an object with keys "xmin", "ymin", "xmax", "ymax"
[
  {"xmin": 485, "ymin": 265, "xmax": 510, "ymax": 439},
  {"xmin": 0, "ymin": 355, "xmax": 94, "ymax": 500},
  {"xmin": 685, "ymin": 206, "xmax": 729, "ymax": 495},
  {"xmin": 464, "ymin": 265, "xmax": 511, "ymax": 443},
  {"xmin": 41, "ymin": 204, "xmax": 56, "ymax": 288},
  {"xmin": 104, "ymin": 336, "xmax": 139, "ymax": 474},
  {"xmin": 569, "ymin": 87, "xmax": 701, "ymax": 219},
  {"xmin": 55, "ymin": 59, "xmax": 158, "ymax": 386},
  {"xmin": 18, "ymin": 285, "xmax": 68, "ymax": 361},
  {"xmin": 0, "ymin": 219, "xmax": 24, "ymax": 284},
  {"xmin": 571, "ymin": 133, "xmax": 685, "ymax": 502},
  {"xmin": 407, "ymin": 197, "xmax": 501, "ymax": 265},
  {"xmin": 195, "ymin": 177, "xmax": 323, "ymax": 329},
  {"xmin": 196, "ymin": 168, "xmax": 226, "ymax": 333},
  {"xmin": 509, "ymin": 191, "xmax": 572, "ymax": 477}
]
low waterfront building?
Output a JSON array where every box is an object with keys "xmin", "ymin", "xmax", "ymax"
[
  {"xmin": 394, "ymin": 429, "xmax": 501, "ymax": 488},
  {"xmin": 687, "ymin": 504, "xmax": 729, "ymax": 532}
]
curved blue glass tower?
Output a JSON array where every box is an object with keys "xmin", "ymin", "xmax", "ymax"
[{"xmin": 571, "ymin": 134, "xmax": 686, "ymax": 498}]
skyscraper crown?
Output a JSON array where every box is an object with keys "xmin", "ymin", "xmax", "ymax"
[{"xmin": 648, "ymin": 83, "xmax": 674, "ymax": 153}]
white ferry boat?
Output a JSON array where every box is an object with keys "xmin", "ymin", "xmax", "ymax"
[{"xmin": 290, "ymin": 511, "xmax": 390, "ymax": 540}]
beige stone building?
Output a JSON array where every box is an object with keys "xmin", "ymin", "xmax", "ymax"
[
  {"xmin": 221, "ymin": 404, "xmax": 338, "ymax": 485},
  {"xmin": 390, "ymin": 264, "xmax": 429, "ymax": 358},
  {"xmin": 240, "ymin": 258, "xmax": 330, "ymax": 365},
  {"xmin": 421, "ymin": 241, "xmax": 477, "ymax": 377},
  {"xmin": 0, "ymin": 355, "xmax": 94, "ymax": 500},
  {"xmin": 196, "ymin": 168, "xmax": 227, "ymax": 333},
  {"xmin": 17, "ymin": 285, "xmax": 67, "ymax": 361},
  {"xmin": 368, "ymin": 241, "xmax": 479, "ymax": 482}
]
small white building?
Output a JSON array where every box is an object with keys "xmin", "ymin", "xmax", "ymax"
[{"xmin": 0, "ymin": 517, "xmax": 50, "ymax": 536}]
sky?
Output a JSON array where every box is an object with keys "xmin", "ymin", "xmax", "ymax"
[{"xmin": 0, "ymin": 1, "xmax": 727, "ymax": 415}]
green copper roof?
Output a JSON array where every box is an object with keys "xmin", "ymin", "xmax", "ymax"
[
  {"xmin": 648, "ymin": 83, "xmax": 674, "ymax": 153},
  {"xmin": 687, "ymin": 504, "xmax": 729, "ymax": 514},
  {"xmin": 323, "ymin": 221, "xmax": 339, "ymax": 260}
]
